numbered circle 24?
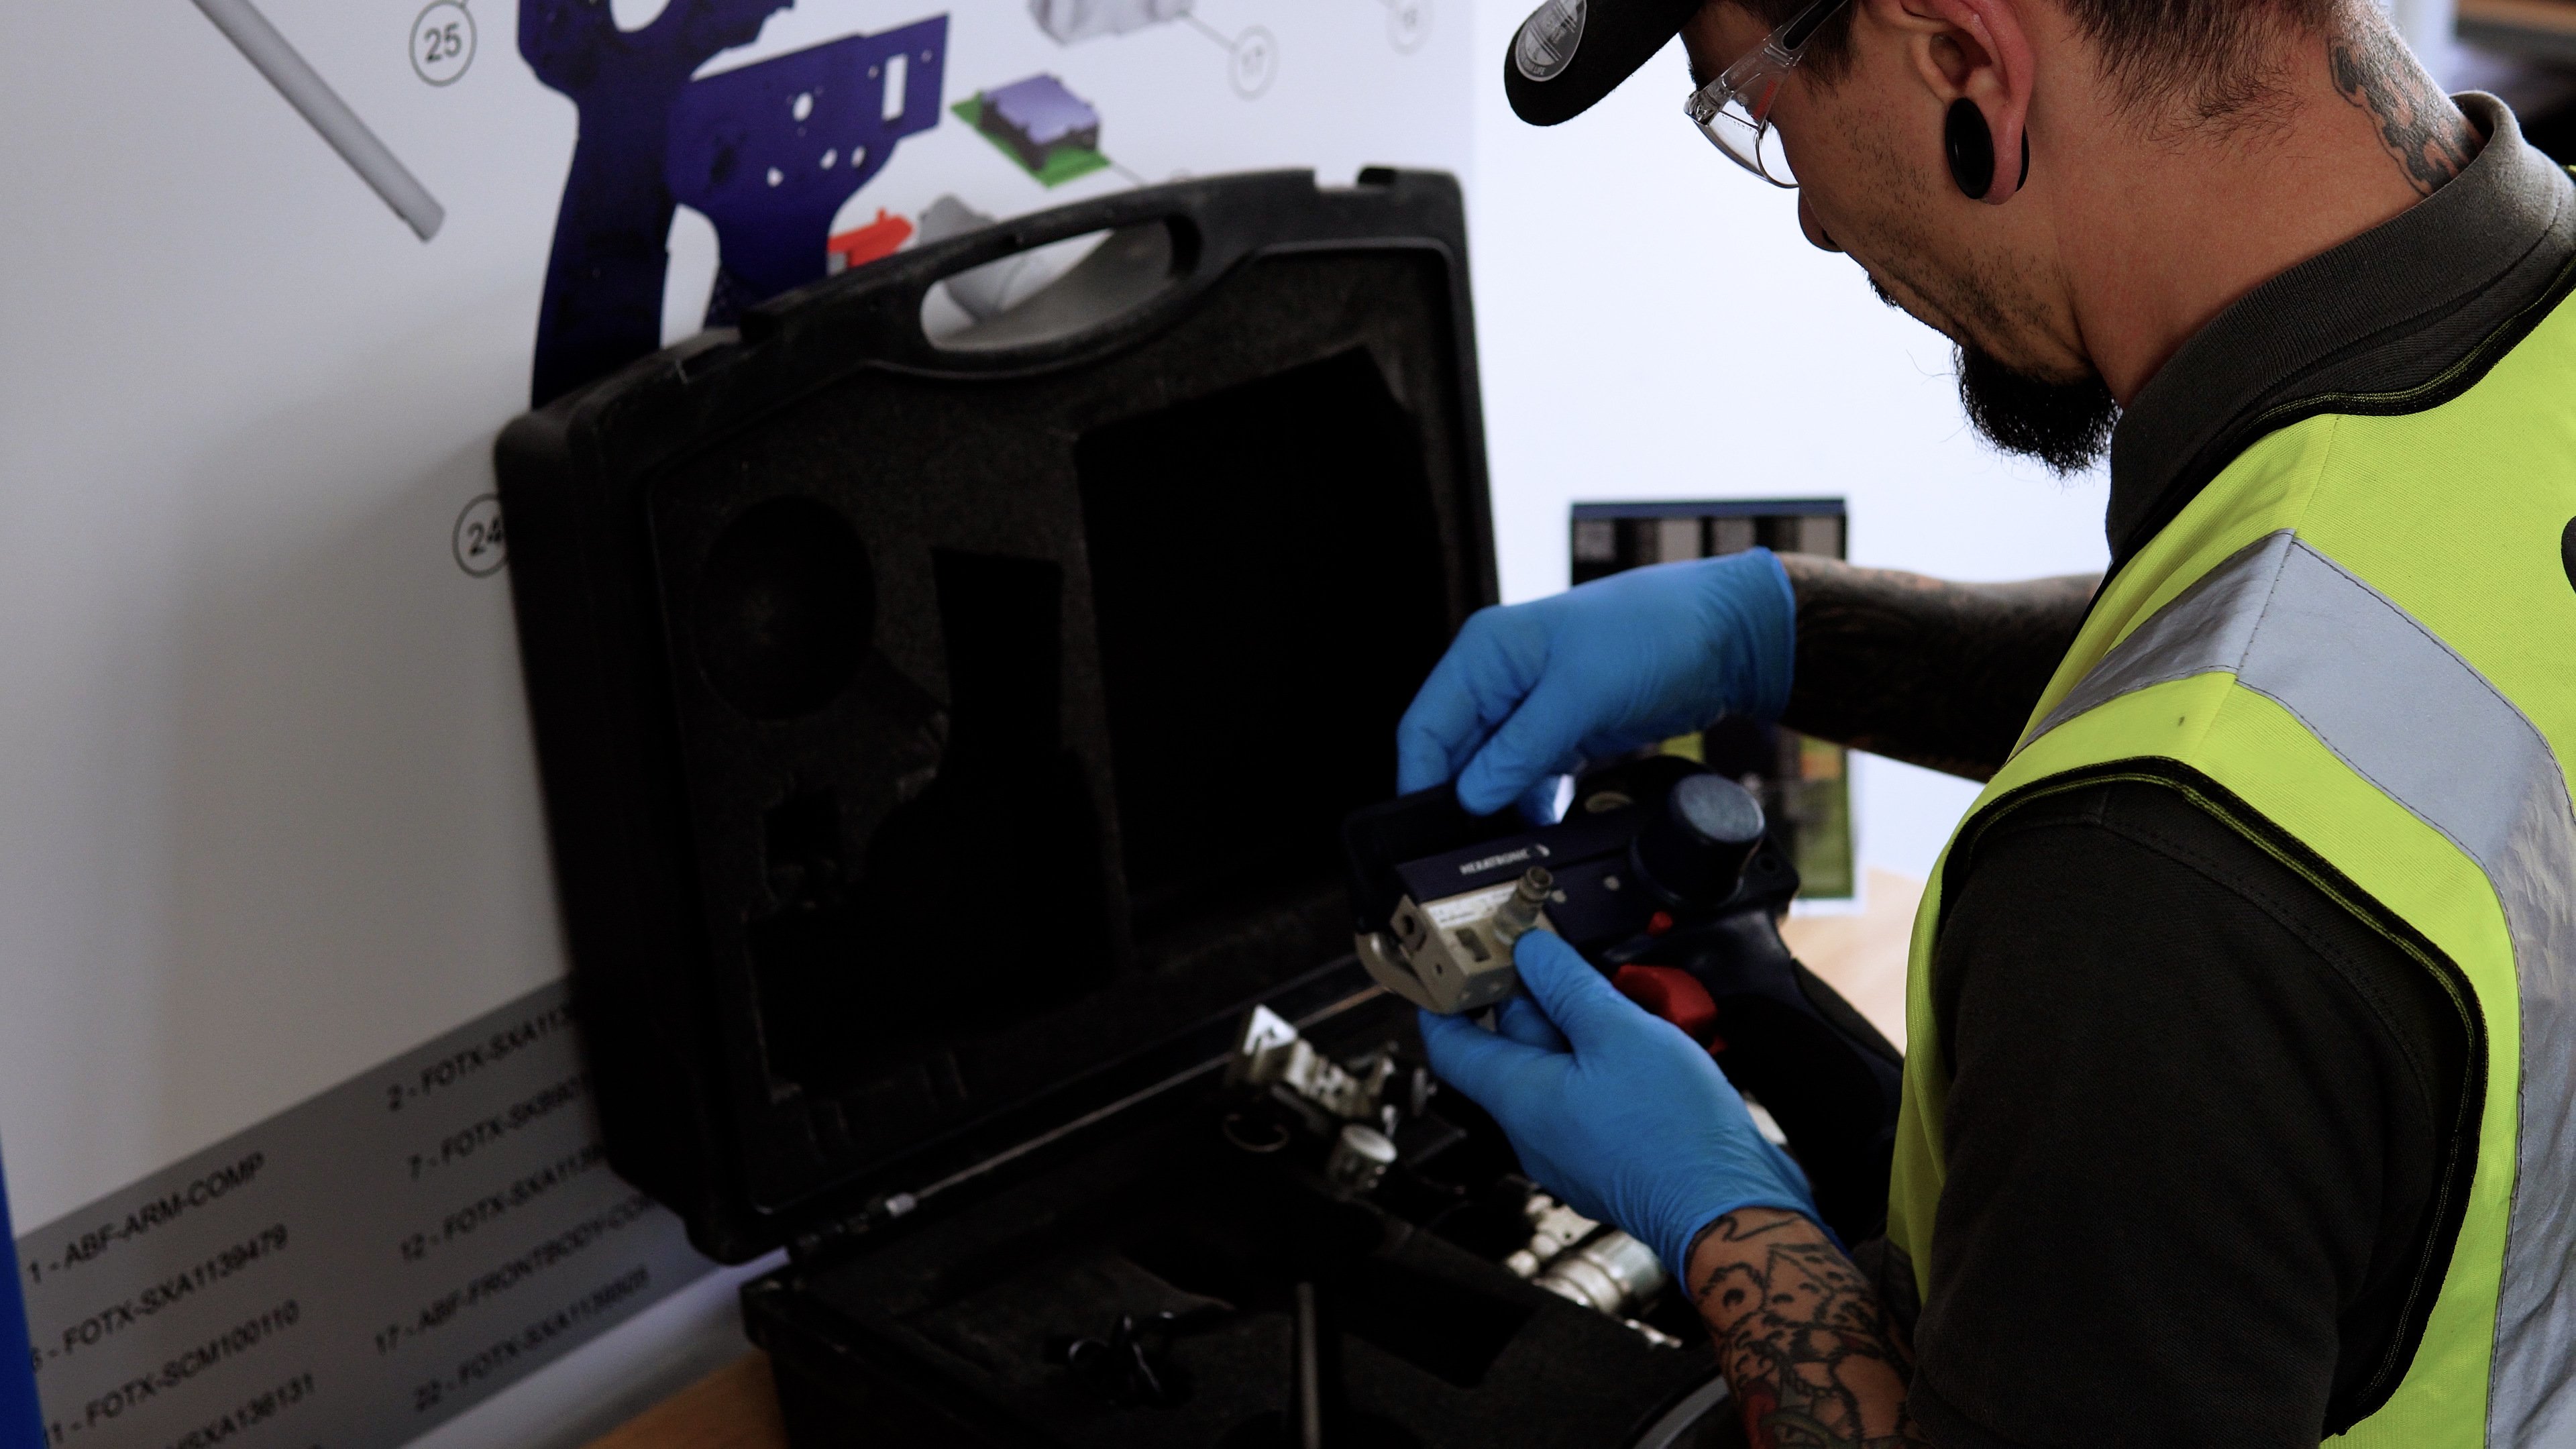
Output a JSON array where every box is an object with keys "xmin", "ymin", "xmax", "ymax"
[
  {"xmin": 412, "ymin": 1, "xmax": 476, "ymax": 87},
  {"xmin": 453, "ymin": 495, "xmax": 506, "ymax": 577},
  {"xmin": 1229, "ymin": 27, "xmax": 1279, "ymax": 99}
]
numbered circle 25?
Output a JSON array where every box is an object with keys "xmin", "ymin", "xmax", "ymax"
[
  {"xmin": 453, "ymin": 494, "xmax": 506, "ymax": 577},
  {"xmin": 412, "ymin": 1, "xmax": 476, "ymax": 87},
  {"xmin": 1388, "ymin": 0, "xmax": 1432, "ymax": 53},
  {"xmin": 1230, "ymin": 27, "xmax": 1279, "ymax": 99}
]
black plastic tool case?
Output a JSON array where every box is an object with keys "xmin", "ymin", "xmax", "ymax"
[{"xmin": 498, "ymin": 170, "xmax": 1731, "ymax": 1448}]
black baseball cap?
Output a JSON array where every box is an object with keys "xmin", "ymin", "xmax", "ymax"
[{"xmin": 1504, "ymin": 0, "xmax": 1709, "ymax": 126}]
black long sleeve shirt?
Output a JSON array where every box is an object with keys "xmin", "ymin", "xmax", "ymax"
[{"xmin": 1907, "ymin": 780, "xmax": 2469, "ymax": 1447}]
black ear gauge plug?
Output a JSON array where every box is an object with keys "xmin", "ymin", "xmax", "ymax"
[
  {"xmin": 1945, "ymin": 97, "xmax": 1994, "ymax": 199},
  {"xmin": 1945, "ymin": 98, "xmax": 2031, "ymax": 200}
]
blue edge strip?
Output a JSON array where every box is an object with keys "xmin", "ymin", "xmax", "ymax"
[{"xmin": 2, "ymin": 1152, "xmax": 41, "ymax": 1448}]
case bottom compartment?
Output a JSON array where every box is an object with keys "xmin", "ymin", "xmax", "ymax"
[{"xmin": 745, "ymin": 1001, "xmax": 1746, "ymax": 1449}]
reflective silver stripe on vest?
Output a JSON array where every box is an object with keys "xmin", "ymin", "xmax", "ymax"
[{"xmin": 2021, "ymin": 530, "xmax": 2576, "ymax": 1446}]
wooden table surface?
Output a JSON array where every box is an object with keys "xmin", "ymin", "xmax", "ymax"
[
  {"xmin": 585, "ymin": 872, "xmax": 1923, "ymax": 1448},
  {"xmin": 585, "ymin": 1352, "xmax": 787, "ymax": 1449}
]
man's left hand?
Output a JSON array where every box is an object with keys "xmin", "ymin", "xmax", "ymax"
[{"xmin": 1417, "ymin": 930, "xmax": 1821, "ymax": 1276}]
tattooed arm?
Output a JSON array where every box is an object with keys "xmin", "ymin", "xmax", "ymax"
[
  {"xmin": 1774, "ymin": 554, "xmax": 2098, "ymax": 782},
  {"xmin": 2329, "ymin": 13, "xmax": 2479, "ymax": 199},
  {"xmin": 1690, "ymin": 1209, "xmax": 1933, "ymax": 1449}
]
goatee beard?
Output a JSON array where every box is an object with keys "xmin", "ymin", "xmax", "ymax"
[
  {"xmin": 1867, "ymin": 274, "xmax": 2118, "ymax": 474},
  {"xmin": 1953, "ymin": 345, "xmax": 2118, "ymax": 476}
]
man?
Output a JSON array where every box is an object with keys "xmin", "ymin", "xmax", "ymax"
[{"xmin": 1400, "ymin": 1, "xmax": 2576, "ymax": 1444}]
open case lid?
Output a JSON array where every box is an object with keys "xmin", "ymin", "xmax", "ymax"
[{"xmin": 496, "ymin": 169, "xmax": 1496, "ymax": 1263}]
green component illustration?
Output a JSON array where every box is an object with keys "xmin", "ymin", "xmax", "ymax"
[{"xmin": 955, "ymin": 75, "xmax": 1112, "ymax": 187}]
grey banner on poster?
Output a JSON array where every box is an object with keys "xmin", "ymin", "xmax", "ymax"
[{"xmin": 15, "ymin": 981, "xmax": 716, "ymax": 1448}]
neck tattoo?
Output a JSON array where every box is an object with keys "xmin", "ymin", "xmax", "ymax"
[{"xmin": 2328, "ymin": 23, "xmax": 2479, "ymax": 198}]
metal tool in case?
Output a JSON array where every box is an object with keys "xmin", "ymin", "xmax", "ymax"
[{"xmin": 1348, "ymin": 759, "xmax": 1768, "ymax": 1014}]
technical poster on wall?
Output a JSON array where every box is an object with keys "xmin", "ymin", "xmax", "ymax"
[{"xmin": 0, "ymin": 2, "xmax": 1468, "ymax": 1444}]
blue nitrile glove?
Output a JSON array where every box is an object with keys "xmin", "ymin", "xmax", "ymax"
[
  {"xmin": 1395, "ymin": 549, "xmax": 1796, "ymax": 817},
  {"xmin": 1418, "ymin": 930, "xmax": 1821, "ymax": 1277}
]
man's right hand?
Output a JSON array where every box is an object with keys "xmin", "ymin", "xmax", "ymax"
[
  {"xmin": 1417, "ymin": 930, "xmax": 1821, "ymax": 1278},
  {"xmin": 1395, "ymin": 549, "xmax": 1796, "ymax": 815}
]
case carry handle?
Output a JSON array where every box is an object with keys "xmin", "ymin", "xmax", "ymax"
[{"xmin": 733, "ymin": 170, "xmax": 1359, "ymax": 377}]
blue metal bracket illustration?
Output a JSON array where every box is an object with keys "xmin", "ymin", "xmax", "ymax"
[
  {"xmin": 670, "ymin": 17, "xmax": 947, "ymax": 325},
  {"xmin": 523, "ymin": 4, "xmax": 947, "ymax": 406}
]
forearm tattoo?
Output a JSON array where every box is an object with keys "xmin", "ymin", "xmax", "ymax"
[
  {"xmin": 1690, "ymin": 1210, "xmax": 1933, "ymax": 1449},
  {"xmin": 2330, "ymin": 17, "xmax": 2477, "ymax": 198},
  {"xmin": 1776, "ymin": 555, "xmax": 2097, "ymax": 782}
]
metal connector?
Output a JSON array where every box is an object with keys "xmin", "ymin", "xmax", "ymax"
[
  {"xmin": 1492, "ymin": 866, "xmax": 1554, "ymax": 945},
  {"xmin": 1357, "ymin": 869, "xmax": 1556, "ymax": 1014}
]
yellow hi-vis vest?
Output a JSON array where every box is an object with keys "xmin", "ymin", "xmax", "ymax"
[{"xmin": 1889, "ymin": 295, "xmax": 2576, "ymax": 1442}]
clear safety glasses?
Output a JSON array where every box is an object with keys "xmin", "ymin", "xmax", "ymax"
[{"xmin": 1684, "ymin": 0, "xmax": 1854, "ymax": 188}]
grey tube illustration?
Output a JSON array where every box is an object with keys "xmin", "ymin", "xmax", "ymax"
[{"xmin": 192, "ymin": 0, "xmax": 446, "ymax": 240}]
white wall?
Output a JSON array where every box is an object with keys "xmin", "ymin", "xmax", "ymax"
[
  {"xmin": 1464, "ymin": 0, "xmax": 2113, "ymax": 885},
  {"xmin": 2389, "ymin": 0, "xmax": 2461, "ymax": 62}
]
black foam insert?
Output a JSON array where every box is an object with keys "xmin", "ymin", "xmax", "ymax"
[
  {"xmin": 692, "ymin": 497, "xmax": 877, "ymax": 720},
  {"xmin": 631, "ymin": 251, "xmax": 1480, "ymax": 1220},
  {"xmin": 502, "ymin": 171, "xmax": 1502, "ymax": 1264},
  {"xmin": 757, "ymin": 1079, "xmax": 1719, "ymax": 1448},
  {"xmin": 1077, "ymin": 349, "xmax": 1450, "ymax": 933},
  {"xmin": 747, "ymin": 547, "xmax": 1116, "ymax": 1091}
]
